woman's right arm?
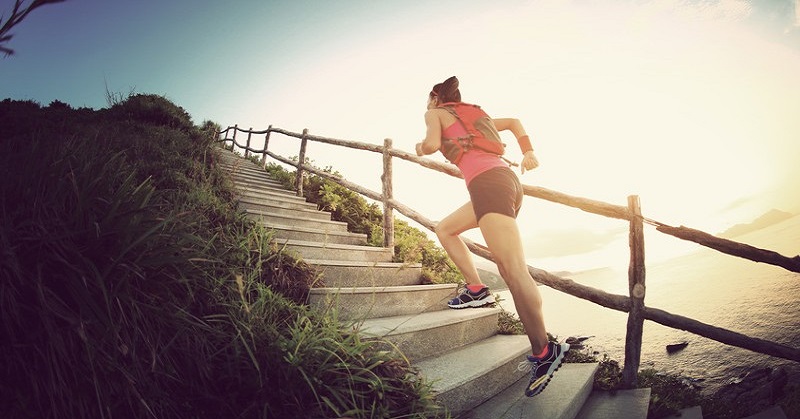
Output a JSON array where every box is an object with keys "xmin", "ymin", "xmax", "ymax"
[{"xmin": 416, "ymin": 110, "xmax": 443, "ymax": 156}]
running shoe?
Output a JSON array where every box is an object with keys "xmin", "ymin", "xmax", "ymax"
[
  {"xmin": 524, "ymin": 341, "xmax": 570, "ymax": 397},
  {"xmin": 447, "ymin": 285, "xmax": 496, "ymax": 309}
]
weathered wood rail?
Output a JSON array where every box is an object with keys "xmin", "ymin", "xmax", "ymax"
[{"xmin": 217, "ymin": 124, "xmax": 800, "ymax": 388}]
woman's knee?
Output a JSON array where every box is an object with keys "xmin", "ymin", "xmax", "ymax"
[
  {"xmin": 434, "ymin": 222, "xmax": 452, "ymax": 240},
  {"xmin": 436, "ymin": 217, "xmax": 463, "ymax": 239},
  {"xmin": 497, "ymin": 260, "xmax": 531, "ymax": 287}
]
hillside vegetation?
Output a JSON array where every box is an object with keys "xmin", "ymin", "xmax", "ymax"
[{"xmin": 0, "ymin": 96, "xmax": 447, "ymax": 418}]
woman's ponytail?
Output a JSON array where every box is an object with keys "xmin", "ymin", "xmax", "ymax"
[{"xmin": 430, "ymin": 76, "xmax": 462, "ymax": 103}]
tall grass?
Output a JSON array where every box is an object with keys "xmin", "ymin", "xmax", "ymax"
[{"xmin": 0, "ymin": 97, "xmax": 446, "ymax": 418}]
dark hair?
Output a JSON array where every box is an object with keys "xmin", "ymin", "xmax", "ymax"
[{"xmin": 430, "ymin": 76, "xmax": 461, "ymax": 103}]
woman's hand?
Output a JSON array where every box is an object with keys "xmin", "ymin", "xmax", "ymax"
[{"xmin": 520, "ymin": 151, "xmax": 539, "ymax": 174}]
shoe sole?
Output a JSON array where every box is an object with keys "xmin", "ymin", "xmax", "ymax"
[
  {"xmin": 447, "ymin": 295, "xmax": 496, "ymax": 309},
  {"xmin": 525, "ymin": 342, "xmax": 570, "ymax": 397}
]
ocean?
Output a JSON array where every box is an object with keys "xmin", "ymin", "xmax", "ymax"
[{"xmin": 496, "ymin": 213, "xmax": 800, "ymax": 394}]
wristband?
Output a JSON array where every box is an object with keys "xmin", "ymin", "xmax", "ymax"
[{"xmin": 517, "ymin": 135, "xmax": 533, "ymax": 154}]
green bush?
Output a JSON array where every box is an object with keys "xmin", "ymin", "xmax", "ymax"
[
  {"xmin": 637, "ymin": 369, "xmax": 704, "ymax": 418},
  {"xmin": 304, "ymin": 166, "xmax": 384, "ymax": 239},
  {"xmin": 107, "ymin": 93, "xmax": 194, "ymax": 132},
  {"xmin": 0, "ymin": 99, "xmax": 445, "ymax": 418}
]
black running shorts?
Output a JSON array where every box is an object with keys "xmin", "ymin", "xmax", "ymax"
[{"xmin": 467, "ymin": 167, "xmax": 524, "ymax": 222}]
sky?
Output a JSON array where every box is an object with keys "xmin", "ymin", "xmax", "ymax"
[{"xmin": 3, "ymin": 0, "xmax": 800, "ymax": 271}]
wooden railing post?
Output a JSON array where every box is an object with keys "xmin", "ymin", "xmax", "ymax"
[
  {"xmin": 245, "ymin": 127, "xmax": 253, "ymax": 158},
  {"xmin": 622, "ymin": 195, "xmax": 646, "ymax": 388},
  {"xmin": 295, "ymin": 128, "xmax": 309, "ymax": 197},
  {"xmin": 262, "ymin": 125, "xmax": 272, "ymax": 169},
  {"xmin": 230, "ymin": 124, "xmax": 238, "ymax": 151},
  {"xmin": 382, "ymin": 138, "xmax": 395, "ymax": 250}
]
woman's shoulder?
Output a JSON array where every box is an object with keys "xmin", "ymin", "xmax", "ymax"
[
  {"xmin": 427, "ymin": 107, "xmax": 457, "ymax": 125},
  {"xmin": 425, "ymin": 107, "xmax": 451, "ymax": 118}
]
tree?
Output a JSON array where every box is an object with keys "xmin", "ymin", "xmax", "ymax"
[{"xmin": 1, "ymin": 0, "xmax": 67, "ymax": 57}]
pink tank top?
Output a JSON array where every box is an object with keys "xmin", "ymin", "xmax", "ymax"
[{"xmin": 442, "ymin": 122, "xmax": 507, "ymax": 185}]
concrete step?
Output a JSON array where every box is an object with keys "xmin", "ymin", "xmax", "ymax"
[
  {"xmin": 238, "ymin": 193, "xmax": 318, "ymax": 212},
  {"xmin": 276, "ymin": 239, "xmax": 394, "ymax": 263},
  {"xmin": 236, "ymin": 193, "xmax": 314, "ymax": 214},
  {"xmin": 231, "ymin": 175, "xmax": 290, "ymax": 191},
  {"xmin": 415, "ymin": 334, "xmax": 533, "ymax": 416},
  {"xmin": 239, "ymin": 200, "xmax": 331, "ymax": 221},
  {"xmin": 245, "ymin": 210, "xmax": 350, "ymax": 232},
  {"xmin": 229, "ymin": 171, "xmax": 288, "ymax": 188},
  {"xmin": 308, "ymin": 283, "xmax": 456, "ymax": 319},
  {"xmin": 358, "ymin": 307, "xmax": 501, "ymax": 362},
  {"xmin": 459, "ymin": 362, "xmax": 599, "ymax": 419},
  {"xmin": 306, "ymin": 259, "xmax": 422, "ymax": 287},
  {"xmin": 218, "ymin": 157, "xmax": 279, "ymax": 183},
  {"xmin": 267, "ymin": 223, "xmax": 368, "ymax": 246},
  {"xmin": 216, "ymin": 154, "xmax": 269, "ymax": 167},
  {"xmin": 215, "ymin": 149, "xmax": 263, "ymax": 164},
  {"xmin": 576, "ymin": 388, "xmax": 651, "ymax": 419},
  {"xmin": 236, "ymin": 185, "xmax": 307, "ymax": 203}
]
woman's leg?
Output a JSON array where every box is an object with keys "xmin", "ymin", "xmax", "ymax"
[
  {"xmin": 435, "ymin": 202, "xmax": 482, "ymax": 286},
  {"xmin": 478, "ymin": 213, "xmax": 548, "ymax": 353}
]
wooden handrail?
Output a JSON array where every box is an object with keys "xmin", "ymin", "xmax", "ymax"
[{"xmin": 216, "ymin": 125, "xmax": 800, "ymax": 387}]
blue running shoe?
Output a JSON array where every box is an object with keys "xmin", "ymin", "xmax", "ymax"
[
  {"xmin": 447, "ymin": 285, "xmax": 496, "ymax": 309},
  {"xmin": 524, "ymin": 341, "xmax": 570, "ymax": 397}
]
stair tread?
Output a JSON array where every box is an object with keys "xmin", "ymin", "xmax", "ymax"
[
  {"xmin": 358, "ymin": 307, "xmax": 500, "ymax": 337},
  {"xmin": 462, "ymin": 362, "xmax": 599, "ymax": 419},
  {"xmin": 415, "ymin": 334, "xmax": 531, "ymax": 391},
  {"xmin": 263, "ymin": 222, "xmax": 365, "ymax": 237},
  {"xmin": 576, "ymin": 388, "xmax": 652, "ymax": 419},
  {"xmin": 247, "ymin": 200, "xmax": 331, "ymax": 216},
  {"xmin": 276, "ymin": 239, "xmax": 391, "ymax": 253},
  {"xmin": 309, "ymin": 283, "xmax": 455, "ymax": 294},
  {"xmin": 244, "ymin": 205, "xmax": 330, "ymax": 217},
  {"xmin": 237, "ymin": 188, "xmax": 305, "ymax": 200},
  {"xmin": 246, "ymin": 213, "xmax": 348, "ymax": 231},
  {"xmin": 304, "ymin": 259, "xmax": 421, "ymax": 268}
]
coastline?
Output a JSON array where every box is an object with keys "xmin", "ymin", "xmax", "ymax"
[{"xmin": 476, "ymin": 212, "xmax": 800, "ymax": 396}]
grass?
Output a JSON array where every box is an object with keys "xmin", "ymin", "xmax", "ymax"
[{"xmin": 0, "ymin": 97, "xmax": 447, "ymax": 418}]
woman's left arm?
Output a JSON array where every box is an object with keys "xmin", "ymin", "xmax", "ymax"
[
  {"xmin": 416, "ymin": 110, "xmax": 442, "ymax": 156},
  {"xmin": 493, "ymin": 117, "xmax": 539, "ymax": 173},
  {"xmin": 492, "ymin": 118, "xmax": 526, "ymax": 138}
]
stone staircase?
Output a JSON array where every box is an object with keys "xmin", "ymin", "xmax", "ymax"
[{"xmin": 214, "ymin": 148, "xmax": 652, "ymax": 418}]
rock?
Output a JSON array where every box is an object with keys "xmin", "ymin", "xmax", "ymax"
[
  {"xmin": 565, "ymin": 335, "xmax": 594, "ymax": 349},
  {"xmin": 713, "ymin": 367, "xmax": 788, "ymax": 415},
  {"xmin": 666, "ymin": 341, "xmax": 688, "ymax": 353}
]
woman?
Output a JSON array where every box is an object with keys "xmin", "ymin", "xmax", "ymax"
[{"xmin": 415, "ymin": 76, "xmax": 569, "ymax": 398}]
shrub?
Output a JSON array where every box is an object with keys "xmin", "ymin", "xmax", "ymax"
[
  {"xmin": 637, "ymin": 368, "xmax": 704, "ymax": 418},
  {"xmin": 107, "ymin": 93, "xmax": 194, "ymax": 132},
  {"xmin": 46, "ymin": 99, "xmax": 71, "ymax": 110},
  {"xmin": 0, "ymin": 100, "xmax": 445, "ymax": 418}
]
